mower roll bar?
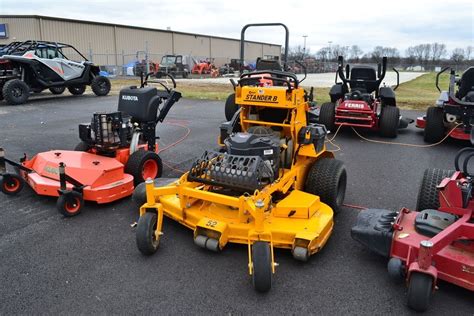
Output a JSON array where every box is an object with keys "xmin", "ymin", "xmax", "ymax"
[
  {"xmin": 240, "ymin": 23, "xmax": 289, "ymax": 75},
  {"xmin": 392, "ymin": 67, "xmax": 400, "ymax": 90},
  {"xmin": 436, "ymin": 67, "xmax": 450, "ymax": 92}
]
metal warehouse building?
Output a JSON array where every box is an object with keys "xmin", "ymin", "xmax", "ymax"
[{"xmin": 0, "ymin": 15, "xmax": 281, "ymax": 72}]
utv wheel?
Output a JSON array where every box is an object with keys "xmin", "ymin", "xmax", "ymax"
[
  {"xmin": 318, "ymin": 102, "xmax": 336, "ymax": 132},
  {"xmin": 2, "ymin": 79, "xmax": 30, "ymax": 105},
  {"xmin": 68, "ymin": 85, "xmax": 86, "ymax": 95},
  {"xmin": 57, "ymin": 191, "xmax": 84, "ymax": 217},
  {"xmin": 224, "ymin": 93, "xmax": 239, "ymax": 121},
  {"xmin": 252, "ymin": 241, "xmax": 272, "ymax": 293},
  {"xmin": 379, "ymin": 106, "xmax": 399, "ymax": 138},
  {"xmin": 0, "ymin": 174, "xmax": 24, "ymax": 195},
  {"xmin": 74, "ymin": 141, "xmax": 91, "ymax": 152},
  {"xmin": 305, "ymin": 158, "xmax": 347, "ymax": 213},
  {"xmin": 407, "ymin": 272, "xmax": 433, "ymax": 312},
  {"xmin": 424, "ymin": 106, "xmax": 445, "ymax": 143},
  {"xmin": 136, "ymin": 212, "xmax": 160, "ymax": 255},
  {"xmin": 125, "ymin": 150, "xmax": 163, "ymax": 186},
  {"xmin": 49, "ymin": 87, "xmax": 66, "ymax": 95},
  {"xmin": 416, "ymin": 168, "xmax": 454, "ymax": 211},
  {"xmin": 91, "ymin": 76, "xmax": 111, "ymax": 96}
]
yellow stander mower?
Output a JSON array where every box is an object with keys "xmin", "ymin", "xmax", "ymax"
[{"xmin": 133, "ymin": 23, "xmax": 347, "ymax": 292}]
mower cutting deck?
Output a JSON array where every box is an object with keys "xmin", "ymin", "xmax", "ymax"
[
  {"xmin": 0, "ymin": 73, "xmax": 181, "ymax": 216},
  {"xmin": 351, "ymin": 146, "xmax": 474, "ymax": 312},
  {"xmin": 133, "ymin": 23, "xmax": 347, "ymax": 293}
]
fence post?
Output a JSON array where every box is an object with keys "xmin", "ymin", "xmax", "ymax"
[
  {"xmin": 88, "ymin": 42, "xmax": 93, "ymax": 62},
  {"xmin": 145, "ymin": 41, "xmax": 149, "ymax": 75}
]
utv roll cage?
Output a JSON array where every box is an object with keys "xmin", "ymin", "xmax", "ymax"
[{"xmin": 1, "ymin": 40, "xmax": 88, "ymax": 61}]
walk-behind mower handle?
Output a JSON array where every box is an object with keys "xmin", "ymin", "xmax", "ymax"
[
  {"xmin": 436, "ymin": 67, "xmax": 450, "ymax": 92},
  {"xmin": 240, "ymin": 23, "xmax": 289, "ymax": 74}
]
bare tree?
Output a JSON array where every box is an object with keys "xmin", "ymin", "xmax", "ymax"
[
  {"xmin": 316, "ymin": 46, "xmax": 330, "ymax": 61},
  {"xmin": 411, "ymin": 44, "xmax": 425, "ymax": 64},
  {"xmin": 330, "ymin": 45, "xmax": 349, "ymax": 60},
  {"xmin": 466, "ymin": 46, "xmax": 473, "ymax": 60},
  {"xmin": 431, "ymin": 43, "xmax": 447, "ymax": 61},
  {"xmin": 422, "ymin": 43, "xmax": 432, "ymax": 63},
  {"xmin": 349, "ymin": 45, "xmax": 363, "ymax": 61},
  {"xmin": 451, "ymin": 48, "xmax": 466, "ymax": 63}
]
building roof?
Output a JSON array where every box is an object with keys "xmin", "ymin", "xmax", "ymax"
[{"xmin": 0, "ymin": 15, "xmax": 281, "ymax": 47}]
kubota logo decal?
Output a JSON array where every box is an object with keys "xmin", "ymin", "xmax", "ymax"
[
  {"xmin": 122, "ymin": 95, "xmax": 138, "ymax": 101},
  {"xmin": 244, "ymin": 91, "xmax": 278, "ymax": 103}
]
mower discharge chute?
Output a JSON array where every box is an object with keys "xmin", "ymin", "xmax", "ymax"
[
  {"xmin": 417, "ymin": 66, "xmax": 474, "ymax": 143},
  {"xmin": 134, "ymin": 23, "xmax": 347, "ymax": 293},
  {"xmin": 351, "ymin": 142, "xmax": 474, "ymax": 311},
  {"xmin": 0, "ymin": 73, "xmax": 181, "ymax": 216},
  {"xmin": 319, "ymin": 56, "xmax": 412, "ymax": 138}
]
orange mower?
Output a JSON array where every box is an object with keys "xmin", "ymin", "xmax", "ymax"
[{"xmin": 0, "ymin": 73, "xmax": 181, "ymax": 216}]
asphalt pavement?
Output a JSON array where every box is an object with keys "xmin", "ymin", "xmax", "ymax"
[{"xmin": 0, "ymin": 93, "xmax": 473, "ymax": 314}]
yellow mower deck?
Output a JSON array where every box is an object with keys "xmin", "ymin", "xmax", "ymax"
[{"xmin": 140, "ymin": 166, "xmax": 334, "ymax": 256}]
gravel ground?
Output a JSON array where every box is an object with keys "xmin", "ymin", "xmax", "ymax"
[
  {"xmin": 175, "ymin": 72, "xmax": 425, "ymax": 87},
  {"xmin": 0, "ymin": 94, "xmax": 472, "ymax": 314}
]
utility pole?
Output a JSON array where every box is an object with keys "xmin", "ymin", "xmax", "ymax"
[{"xmin": 302, "ymin": 35, "xmax": 308, "ymax": 59}]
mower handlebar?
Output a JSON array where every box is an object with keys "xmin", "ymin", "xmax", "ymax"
[{"xmin": 239, "ymin": 70, "xmax": 298, "ymax": 90}]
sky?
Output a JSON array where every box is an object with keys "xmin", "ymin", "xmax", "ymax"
[{"xmin": 1, "ymin": 0, "xmax": 473, "ymax": 56}]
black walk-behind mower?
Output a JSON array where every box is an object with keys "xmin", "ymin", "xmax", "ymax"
[
  {"xmin": 351, "ymin": 139, "xmax": 474, "ymax": 312},
  {"xmin": 318, "ymin": 56, "xmax": 412, "ymax": 138},
  {"xmin": 0, "ymin": 73, "xmax": 181, "ymax": 216},
  {"xmin": 0, "ymin": 40, "xmax": 111, "ymax": 105},
  {"xmin": 417, "ymin": 66, "xmax": 474, "ymax": 143}
]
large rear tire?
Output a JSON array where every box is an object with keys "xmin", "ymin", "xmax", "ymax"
[
  {"xmin": 379, "ymin": 106, "xmax": 399, "ymax": 138},
  {"xmin": 224, "ymin": 93, "xmax": 239, "ymax": 121},
  {"xmin": 125, "ymin": 150, "xmax": 163, "ymax": 186},
  {"xmin": 49, "ymin": 87, "xmax": 66, "ymax": 95},
  {"xmin": 305, "ymin": 158, "xmax": 347, "ymax": 213},
  {"xmin": 68, "ymin": 85, "xmax": 86, "ymax": 95},
  {"xmin": 2, "ymin": 79, "xmax": 30, "ymax": 105},
  {"xmin": 318, "ymin": 102, "xmax": 336, "ymax": 132},
  {"xmin": 416, "ymin": 168, "xmax": 454, "ymax": 211},
  {"xmin": 251, "ymin": 241, "xmax": 272, "ymax": 293},
  {"xmin": 407, "ymin": 272, "xmax": 433, "ymax": 312},
  {"xmin": 91, "ymin": 76, "xmax": 111, "ymax": 96},
  {"xmin": 424, "ymin": 106, "xmax": 445, "ymax": 143}
]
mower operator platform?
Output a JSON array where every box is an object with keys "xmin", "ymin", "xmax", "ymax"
[{"xmin": 23, "ymin": 150, "xmax": 133, "ymax": 203}]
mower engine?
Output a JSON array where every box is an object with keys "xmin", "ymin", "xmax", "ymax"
[
  {"xmin": 189, "ymin": 131, "xmax": 280, "ymax": 192},
  {"xmin": 79, "ymin": 112, "xmax": 132, "ymax": 152}
]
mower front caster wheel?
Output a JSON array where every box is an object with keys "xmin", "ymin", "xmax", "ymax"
[
  {"xmin": 0, "ymin": 173, "xmax": 24, "ymax": 195},
  {"xmin": 251, "ymin": 241, "xmax": 272, "ymax": 293},
  {"xmin": 387, "ymin": 257, "xmax": 405, "ymax": 283},
  {"xmin": 136, "ymin": 212, "xmax": 160, "ymax": 255},
  {"xmin": 407, "ymin": 272, "xmax": 433, "ymax": 312},
  {"xmin": 57, "ymin": 191, "xmax": 84, "ymax": 217},
  {"xmin": 292, "ymin": 246, "xmax": 309, "ymax": 262}
]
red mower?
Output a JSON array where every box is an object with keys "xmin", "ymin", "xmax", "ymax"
[
  {"xmin": 417, "ymin": 67, "xmax": 474, "ymax": 143},
  {"xmin": 0, "ymin": 73, "xmax": 181, "ymax": 216},
  {"xmin": 351, "ymin": 144, "xmax": 474, "ymax": 311},
  {"xmin": 319, "ymin": 56, "xmax": 411, "ymax": 138}
]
